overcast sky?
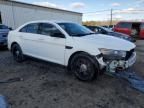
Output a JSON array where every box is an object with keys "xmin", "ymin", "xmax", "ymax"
[{"xmin": 15, "ymin": 0, "xmax": 144, "ymax": 21}]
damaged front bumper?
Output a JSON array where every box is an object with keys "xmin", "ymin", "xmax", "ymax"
[{"xmin": 97, "ymin": 51, "xmax": 136, "ymax": 73}]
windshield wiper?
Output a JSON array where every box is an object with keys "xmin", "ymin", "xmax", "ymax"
[
  {"xmin": 71, "ymin": 33, "xmax": 95, "ymax": 37},
  {"xmin": 86, "ymin": 33, "xmax": 95, "ymax": 35}
]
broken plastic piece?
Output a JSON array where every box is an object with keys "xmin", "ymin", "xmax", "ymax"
[
  {"xmin": 115, "ymin": 71, "xmax": 144, "ymax": 93},
  {"xmin": 111, "ymin": 69, "xmax": 144, "ymax": 93},
  {"xmin": 0, "ymin": 95, "xmax": 10, "ymax": 108},
  {"xmin": 0, "ymin": 77, "xmax": 23, "ymax": 84}
]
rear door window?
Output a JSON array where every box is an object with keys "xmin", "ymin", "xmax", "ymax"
[
  {"xmin": 117, "ymin": 22, "xmax": 132, "ymax": 29},
  {"xmin": 20, "ymin": 23, "xmax": 39, "ymax": 34}
]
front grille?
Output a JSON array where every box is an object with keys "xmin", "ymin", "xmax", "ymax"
[{"xmin": 125, "ymin": 49, "xmax": 135, "ymax": 60}]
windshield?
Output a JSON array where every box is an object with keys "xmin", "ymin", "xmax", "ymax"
[{"xmin": 58, "ymin": 23, "xmax": 94, "ymax": 37}]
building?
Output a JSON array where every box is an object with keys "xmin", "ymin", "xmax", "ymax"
[{"xmin": 0, "ymin": 0, "xmax": 82, "ymax": 29}]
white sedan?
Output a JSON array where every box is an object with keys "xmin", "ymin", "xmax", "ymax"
[{"xmin": 8, "ymin": 21, "xmax": 136, "ymax": 81}]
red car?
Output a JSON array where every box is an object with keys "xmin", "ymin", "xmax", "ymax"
[{"xmin": 114, "ymin": 21, "xmax": 144, "ymax": 39}]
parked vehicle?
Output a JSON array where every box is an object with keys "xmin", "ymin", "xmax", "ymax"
[
  {"xmin": 108, "ymin": 25, "xmax": 115, "ymax": 30},
  {"xmin": 8, "ymin": 21, "xmax": 136, "ymax": 81},
  {"xmin": 114, "ymin": 21, "xmax": 144, "ymax": 39},
  {"xmin": 101, "ymin": 25, "xmax": 115, "ymax": 30},
  {"xmin": 102, "ymin": 25, "xmax": 109, "ymax": 28},
  {"xmin": 85, "ymin": 26, "xmax": 136, "ymax": 42},
  {"xmin": 0, "ymin": 24, "xmax": 11, "ymax": 47}
]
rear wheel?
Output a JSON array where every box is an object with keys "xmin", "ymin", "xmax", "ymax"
[
  {"xmin": 11, "ymin": 44, "xmax": 25, "ymax": 62},
  {"xmin": 71, "ymin": 53, "xmax": 99, "ymax": 81}
]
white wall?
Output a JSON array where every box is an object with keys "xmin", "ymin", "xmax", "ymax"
[
  {"xmin": 0, "ymin": 1, "xmax": 82, "ymax": 29},
  {"xmin": 0, "ymin": 3, "xmax": 15, "ymax": 28}
]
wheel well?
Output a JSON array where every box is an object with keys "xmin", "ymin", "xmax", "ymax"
[
  {"xmin": 11, "ymin": 42, "xmax": 18, "ymax": 51},
  {"xmin": 68, "ymin": 51, "xmax": 100, "ymax": 72},
  {"xmin": 68, "ymin": 51, "xmax": 90, "ymax": 69}
]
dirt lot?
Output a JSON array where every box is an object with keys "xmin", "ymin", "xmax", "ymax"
[{"xmin": 0, "ymin": 40, "xmax": 144, "ymax": 108}]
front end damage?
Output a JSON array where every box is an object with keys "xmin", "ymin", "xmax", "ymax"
[{"xmin": 97, "ymin": 49, "xmax": 136, "ymax": 73}]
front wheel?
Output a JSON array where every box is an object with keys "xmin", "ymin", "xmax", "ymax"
[
  {"xmin": 71, "ymin": 53, "xmax": 99, "ymax": 81},
  {"xmin": 11, "ymin": 44, "xmax": 25, "ymax": 62}
]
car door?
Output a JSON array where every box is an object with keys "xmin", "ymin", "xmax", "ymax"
[
  {"xmin": 37, "ymin": 23, "xmax": 66, "ymax": 65},
  {"xmin": 19, "ymin": 23, "xmax": 44, "ymax": 57},
  {"xmin": 140, "ymin": 23, "xmax": 144, "ymax": 38}
]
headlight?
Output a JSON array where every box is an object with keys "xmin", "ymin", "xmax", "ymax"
[{"xmin": 99, "ymin": 48, "xmax": 126, "ymax": 60}]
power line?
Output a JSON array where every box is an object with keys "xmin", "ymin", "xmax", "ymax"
[
  {"xmin": 84, "ymin": 9, "xmax": 144, "ymax": 14},
  {"xmin": 83, "ymin": 9, "xmax": 111, "ymax": 14},
  {"xmin": 110, "ymin": 9, "xmax": 113, "ymax": 25},
  {"xmin": 83, "ymin": 8, "xmax": 144, "ymax": 25}
]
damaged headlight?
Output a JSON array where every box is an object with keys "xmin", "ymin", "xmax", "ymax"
[{"xmin": 99, "ymin": 48, "xmax": 126, "ymax": 60}]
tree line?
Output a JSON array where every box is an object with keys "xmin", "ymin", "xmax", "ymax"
[{"xmin": 83, "ymin": 20, "xmax": 119, "ymax": 26}]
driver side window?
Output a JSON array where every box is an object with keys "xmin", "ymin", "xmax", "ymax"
[{"xmin": 39, "ymin": 23, "xmax": 65, "ymax": 38}]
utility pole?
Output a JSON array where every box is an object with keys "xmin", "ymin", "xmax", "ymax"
[{"xmin": 110, "ymin": 9, "xmax": 113, "ymax": 26}]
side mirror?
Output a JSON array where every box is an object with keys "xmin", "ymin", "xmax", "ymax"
[{"xmin": 52, "ymin": 32, "xmax": 65, "ymax": 38}]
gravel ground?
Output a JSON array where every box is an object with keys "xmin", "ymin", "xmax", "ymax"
[{"xmin": 0, "ymin": 40, "xmax": 144, "ymax": 108}]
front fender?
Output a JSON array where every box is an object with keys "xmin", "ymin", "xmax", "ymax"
[
  {"xmin": 64, "ymin": 46, "xmax": 101, "ymax": 66},
  {"xmin": 8, "ymin": 31, "xmax": 22, "ymax": 51}
]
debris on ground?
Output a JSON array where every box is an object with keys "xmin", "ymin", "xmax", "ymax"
[
  {"xmin": 106, "ymin": 69, "xmax": 144, "ymax": 93},
  {"xmin": 0, "ymin": 40, "xmax": 144, "ymax": 108},
  {"xmin": 0, "ymin": 95, "xmax": 10, "ymax": 108},
  {"xmin": 0, "ymin": 77, "xmax": 23, "ymax": 84}
]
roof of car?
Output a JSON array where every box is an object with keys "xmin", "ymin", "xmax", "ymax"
[
  {"xmin": 24, "ymin": 20, "xmax": 75, "ymax": 24},
  {"xmin": 15, "ymin": 20, "xmax": 77, "ymax": 31}
]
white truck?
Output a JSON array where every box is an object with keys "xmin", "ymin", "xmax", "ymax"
[{"xmin": 8, "ymin": 21, "xmax": 136, "ymax": 81}]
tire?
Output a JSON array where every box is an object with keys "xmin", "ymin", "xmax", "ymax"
[
  {"xmin": 11, "ymin": 44, "xmax": 25, "ymax": 62},
  {"xmin": 71, "ymin": 53, "xmax": 99, "ymax": 81}
]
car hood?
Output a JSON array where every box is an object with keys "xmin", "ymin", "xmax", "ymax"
[{"xmin": 73, "ymin": 34, "xmax": 135, "ymax": 51}]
